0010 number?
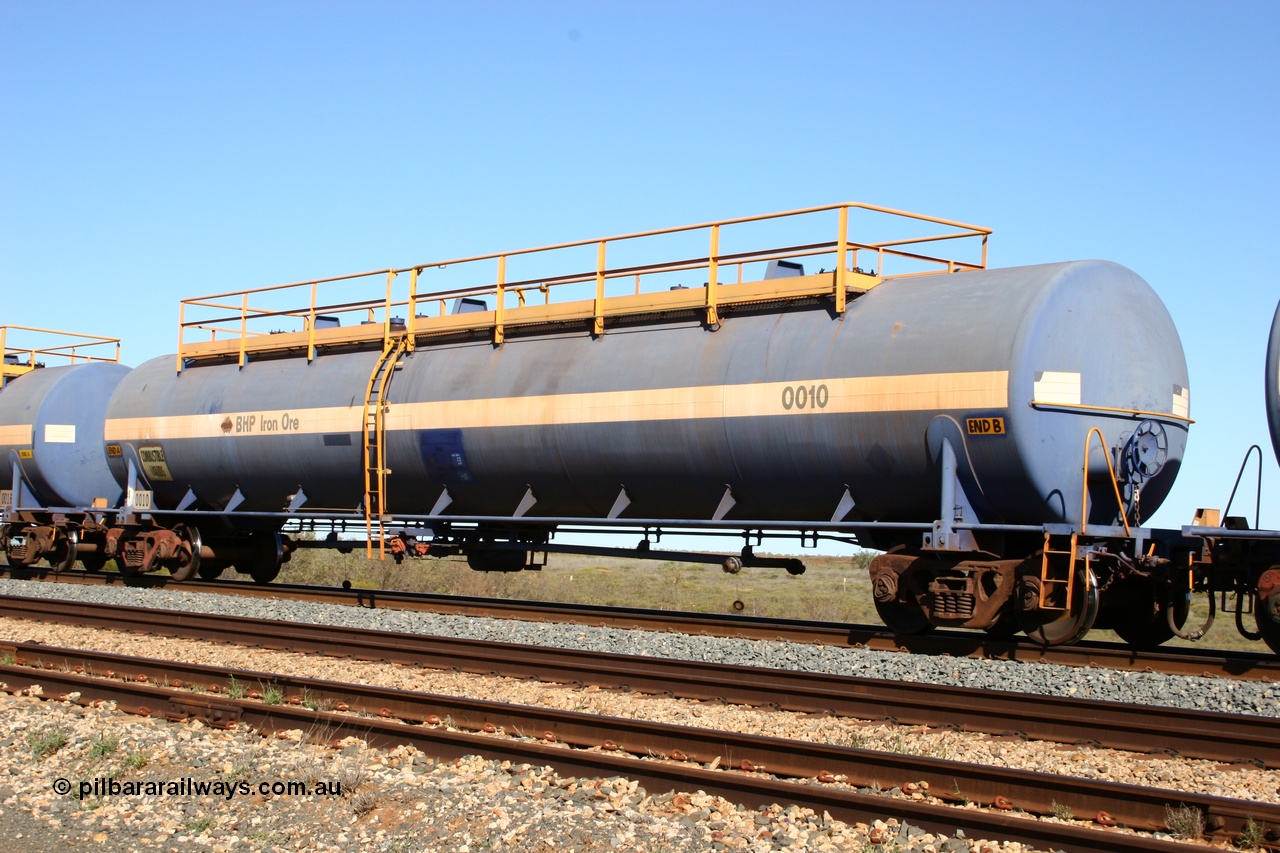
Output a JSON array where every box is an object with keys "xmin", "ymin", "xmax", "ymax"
[{"xmin": 781, "ymin": 383, "xmax": 829, "ymax": 411}]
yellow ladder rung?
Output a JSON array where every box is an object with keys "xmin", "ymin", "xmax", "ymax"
[{"xmin": 1038, "ymin": 532, "xmax": 1078, "ymax": 612}]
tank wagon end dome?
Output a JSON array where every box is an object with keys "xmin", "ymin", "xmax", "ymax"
[
  {"xmin": 1267, "ymin": 299, "xmax": 1280, "ymax": 469},
  {"xmin": 1003, "ymin": 260, "xmax": 1189, "ymax": 524},
  {"xmin": 0, "ymin": 361, "xmax": 132, "ymax": 508}
]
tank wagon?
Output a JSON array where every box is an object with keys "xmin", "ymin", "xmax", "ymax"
[
  {"xmin": 0, "ymin": 328, "xmax": 127, "ymax": 570},
  {"xmin": 2, "ymin": 204, "xmax": 1278, "ymax": 654}
]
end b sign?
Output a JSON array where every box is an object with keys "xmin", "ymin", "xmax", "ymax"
[{"xmin": 966, "ymin": 416, "xmax": 1006, "ymax": 436}]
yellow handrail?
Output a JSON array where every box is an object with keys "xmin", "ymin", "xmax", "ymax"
[
  {"xmin": 176, "ymin": 202, "xmax": 993, "ymax": 370},
  {"xmin": 1080, "ymin": 427, "xmax": 1132, "ymax": 536},
  {"xmin": 1032, "ymin": 400, "xmax": 1194, "ymax": 425},
  {"xmin": 2, "ymin": 326, "xmax": 121, "ymax": 370}
]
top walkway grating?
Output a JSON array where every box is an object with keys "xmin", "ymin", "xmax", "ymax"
[{"xmin": 175, "ymin": 202, "xmax": 991, "ymax": 372}]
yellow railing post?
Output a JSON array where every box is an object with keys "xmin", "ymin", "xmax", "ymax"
[
  {"xmin": 406, "ymin": 268, "xmax": 419, "ymax": 352},
  {"xmin": 307, "ymin": 283, "xmax": 317, "ymax": 362},
  {"xmin": 835, "ymin": 206, "xmax": 849, "ymax": 313},
  {"xmin": 706, "ymin": 224, "xmax": 720, "ymax": 326},
  {"xmin": 593, "ymin": 240, "xmax": 607, "ymax": 335},
  {"xmin": 495, "ymin": 255, "xmax": 506, "ymax": 345},
  {"xmin": 176, "ymin": 301, "xmax": 186, "ymax": 374},
  {"xmin": 383, "ymin": 270, "xmax": 395, "ymax": 350},
  {"xmin": 237, "ymin": 293, "xmax": 248, "ymax": 369}
]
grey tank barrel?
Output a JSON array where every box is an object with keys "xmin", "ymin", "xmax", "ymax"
[{"xmin": 102, "ymin": 260, "xmax": 1189, "ymax": 539}]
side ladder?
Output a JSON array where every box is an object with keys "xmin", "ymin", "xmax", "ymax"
[
  {"xmin": 1039, "ymin": 532, "xmax": 1078, "ymax": 612},
  {"xmin": 363, "ymin": 336, "xmax": 409, "ymax": 558}
]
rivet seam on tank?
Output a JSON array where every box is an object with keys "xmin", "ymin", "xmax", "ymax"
[{"xmin": 102, "ymin": 370, "xmax": 1010, "ymax": 441}]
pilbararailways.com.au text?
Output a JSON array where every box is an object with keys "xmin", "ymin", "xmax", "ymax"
[{"xmin": 55, "ymin": 777, "xmax": 343, "ymax": 801}]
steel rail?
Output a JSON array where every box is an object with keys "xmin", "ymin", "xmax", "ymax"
[
  {"xmin": 0, "ymin": 595, "xmax": 1276, "ymax": 770},
  {"xmin": 0, "ymin": 654, "xmax": 1269, "ymax": 851},
  {"xmin": 8, "ymin": 568, "xmax": 1280, "ymax": 681}
]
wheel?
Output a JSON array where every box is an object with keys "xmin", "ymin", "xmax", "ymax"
[
  {"xmin": 1016, "ymin": 566, "xmax": 1100, "ymax": 646},
  {"xmin": 248, "ymin": 562, "xmax": 280, "ymax": 584},
  {"xmin": 983, "ymin": 608, "xmax": 1021, "ymax": 639},
  {"xmin": 80, "ymin": 554, "xmax": 108, "ymax": 572},
  {"xmin": 1111, "ymin": 584, "xmax": 1189, "ymax": 649},
  {"xmin": 166, "ymin": 525, "xmax": 202, "ymax": 583},
  {"xmin": 47, "ymin": 530, "xmax": 78, "ymax": 573},
  {"xmin": 243, "ymin": 531, "xmax": 285, "ymax": 584},
  {"xmin": 873, "ymin": 598, "xmax": 936, "ymax": 635},
  {"xmin": 197, "ymin": 562, "xmax": 226, "ymax": 580},
  {"xmin": 1256, "ymin": 593, "xmax": 1280, "ymax": 656}
]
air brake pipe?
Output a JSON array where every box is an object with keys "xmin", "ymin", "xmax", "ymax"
[
  {"xmin": 1181, "ymin": 526, "xmax": 1280, "ymax": 540},
  {"xmin": 140, "ymin": 509, "xmax": 938, "ymax": 532}
]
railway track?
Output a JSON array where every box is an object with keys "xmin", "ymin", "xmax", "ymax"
[
  {"xmin": 5, "ymin": 565, "xmax": 1280, "ymax": 681},
  {"xmin": 1, "ymin": 593, "xmax": 1277, "ymax": 768},
  {"xmin": 2, "ymin": 640, "xmax": 1275, "ymax": 852}
]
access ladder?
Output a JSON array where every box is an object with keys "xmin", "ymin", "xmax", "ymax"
[{"xmin": 362, "ymin": 336, "xmax": 409, "ymax": 558}]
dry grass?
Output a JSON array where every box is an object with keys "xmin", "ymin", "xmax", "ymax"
[
  {"xmin": 281, "ymin": 547, "xmax": 879, "ymax": 624},
  {"xmin": 277, "ymin": 545, "xmax": 1268, "ymax": 653}
]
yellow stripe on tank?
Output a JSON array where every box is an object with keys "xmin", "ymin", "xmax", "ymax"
[
  {"xmin": 0, "ymin": 424, "xmax": 33, "ymax": 445},
  {"xmin": 103, "ymin": 370, "xmax": 1010, "ymax": 440},
  {"xmin": 105, "ymin": 407, "xmax": 363, "ymax": 441},
  {"xmin": 387, "ymin": 371, "xmax": 1010, "ymax": 429}
]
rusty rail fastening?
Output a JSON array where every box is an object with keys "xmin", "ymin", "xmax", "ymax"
[{"xmin": 0, "ymin": 648, "xmax": 1275, "ymax": 852}]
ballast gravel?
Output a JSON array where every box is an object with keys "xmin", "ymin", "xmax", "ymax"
[
  {"xmin": 0, "ymin": 577, "xmax": 1275, "ymax": 718},
  {"xmin": 0, "ymin": 577, "xmax": 1276, "ymax": 851},
  {"xmin": 0, "ymin": 692, "xmax": 1052, "ymax": 853},
  {"xmin": 1, "ymin": 616, "xmax": 1277, "ymax": 804}
]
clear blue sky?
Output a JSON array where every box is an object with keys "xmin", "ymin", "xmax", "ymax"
[{"xmin": 2, "ymin": 1, "xmax": 1278, "ymax": 544}]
